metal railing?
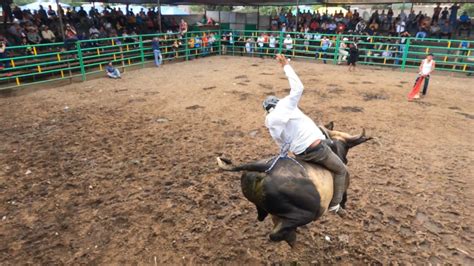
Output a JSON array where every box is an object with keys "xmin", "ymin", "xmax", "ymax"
[{"xmin": 0, "ymin": 30, "xmax": 472, "ymax": 90}]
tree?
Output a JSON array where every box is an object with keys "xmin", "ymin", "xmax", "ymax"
[
  {"xmin": 461, "ymin": 3, "xmax": 474, "ymax": 17},
  {"xmin": 190, "ymin": 5, "xmax": 233, "ymax": 14}
]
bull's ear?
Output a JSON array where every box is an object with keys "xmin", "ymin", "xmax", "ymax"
[{"xmin": 325, "ymin": 121, "xmax": 334, "ymax": 130}]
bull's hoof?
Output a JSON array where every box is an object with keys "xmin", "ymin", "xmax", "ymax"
[{"xmin": 269, "ymin": 228, "xmax": 297, "ymax": 247}]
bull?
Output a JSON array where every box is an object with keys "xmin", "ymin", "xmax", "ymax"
[{"xmin": 216, "ymin": 122, "xmax": 372, "ymax": 246}]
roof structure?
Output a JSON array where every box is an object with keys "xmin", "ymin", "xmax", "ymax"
[{"xmin": 98, "ymin": 0, "xmax": 472, "ymax": 5}]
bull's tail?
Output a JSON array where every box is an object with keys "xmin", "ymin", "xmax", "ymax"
[{"xmin": 216, "ymin": 157, "xmax": 270, "ymax": 172}]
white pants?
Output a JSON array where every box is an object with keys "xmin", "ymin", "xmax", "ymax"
[
  {"xmin": 107, "ymin": 69, "xmax": 121, "ymax": 79},
  {"xmin": 338, "ymin": 49, "xmax": 349, "ymax": 64}
]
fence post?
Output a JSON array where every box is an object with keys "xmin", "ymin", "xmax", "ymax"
[
  {"xmin": 139, "ymin": 35, "xmax": 145, "ymax": 67},
  {"xmin": 401, "ymin": 38, "xmax": 410, "ymax": 71},
  {"xmin": 185, "ymin": 33, "xmax": 189, "ymax": 61},
  {"xmin": 76, "ymin": 41, "xmax": 86, "ymax": 81},
  {"xmin": 218, "ymin": 29, "xmax": 222, "ymax": 55},
  {"xmin": 333, "ymin": 35, "xmax": 341, "ymax": 65},
  {"xmin": 278, "ymin": 31, "xmax": 284, "ymax": 54}
]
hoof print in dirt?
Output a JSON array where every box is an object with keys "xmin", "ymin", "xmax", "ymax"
[
  {"xmin": 223, "ymin": 130, "xmax": 245, "ymax": 138},
  {"xmin": 361, "ymin": 92, "xmax": 389, "ymax": 101},
  {"xmin": 234, "ymin": 75, "xmax": 248, "ymax": 79},
  {"xmin": 328, "ymin": 88, "xmax": 345, "ymax": 94},
  {"xmin": 455, "ymin": 112, "xmax": 474, "ymax": 120},
  {"xmin": 128, "ymin": 98, "xmax": 146, "ymax": 103},
  {"xmin": 259, "ymin": 83, "xmax": 273, "ymax": 90},
  {"xmin": 448, "ymin": 106, "xmax": 461, "ymax": 110},
  {"xmin": 202, "ymin": 86, "xmax": 216, "ymax": 91},
  {"xmin": 414, "ymin": 101, "xmax": 436, "ymax": 107},
  {"xmin": 237, "ymin": 82, "xmax": 248, "ymax": 86},
  {"xmin": 186, "ymin": 105, "xmax": 205, "ymax": 110},
  {"xmin": 260, "ymin": 73, "xmax": 273, "ymax": 76},
  {"xmin": 362, "ymin": 81, "xmax": 375, "ymax": 84},
  {"xmin": 341, "ymin": 106, "xmax": 364, "ymax": 113}
]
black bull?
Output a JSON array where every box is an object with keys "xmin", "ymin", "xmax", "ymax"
[{"xmin": 216, "ymin": 123, "xmax": 372, "ymax": 246}]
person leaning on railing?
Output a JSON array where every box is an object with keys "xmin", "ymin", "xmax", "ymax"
[{"xmin": 0, "ymin": 38, "xmax": 12, "ymax": 74}]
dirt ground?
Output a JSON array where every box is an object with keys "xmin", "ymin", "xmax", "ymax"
[{"xmin": 0, "ymin": 56, "xmax": 473, "ymax": 264}]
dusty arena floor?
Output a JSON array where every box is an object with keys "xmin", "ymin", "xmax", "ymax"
[{"xmin": 0, "ymin": 56, "xmax": 473, "ymax": 264}]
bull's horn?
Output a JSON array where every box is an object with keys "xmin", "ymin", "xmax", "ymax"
[
  {"xmin": 347, "ymin": 129, "xmax": 366, "ymax": 142},
  {"xmin": 216, "ymin": 157, "xmax": 233, "ymax": 171}
]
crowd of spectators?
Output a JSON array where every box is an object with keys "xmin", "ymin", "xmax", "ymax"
[
  {"xmin": 0, "ymin": 3, "xmax": 471, "ymax": 74},
  {"xmin": 271, "ymin": 3, "xmax": 470, "ymax": 39}
]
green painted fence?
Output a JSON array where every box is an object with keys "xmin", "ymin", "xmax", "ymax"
[{"xmin": 0, "ymin": 30, "xmax": 472, "ymax": 90}]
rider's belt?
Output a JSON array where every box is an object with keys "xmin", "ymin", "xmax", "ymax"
[{"xmin": 298, "ymin": 139, "xmax": 322, "ymax": 155}]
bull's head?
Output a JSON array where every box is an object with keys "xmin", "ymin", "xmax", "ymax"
[{"xmin": 324, "ymin": 121, "xmax": 372, "ymax": 164}]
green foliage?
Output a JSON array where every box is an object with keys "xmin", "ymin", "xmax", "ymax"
[
  {"xmin": 461, "ymin": 3, "xmax": 474, "ymax": 17},
  {"xmin": 190, "ymin": 5, "xmax": 233, "ymax": 13}
]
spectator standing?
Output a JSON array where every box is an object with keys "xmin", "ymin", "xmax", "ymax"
[
  {"xmin": 257, "ymin": 33, "xmax": 265, "ymax": 57},
  {"xmin": 432, "ymin": 4, "xmax": 442, "ymax": 24},
  {"xmin": 449, "ymin": 3, "xmax": 460, "ymax": 26},
  {"xmin": 106, "ymin": 62, "xmax": 121, "ymax": 79},
  {"xmin": 458, "ymin": 12, "xmax": 471, "ymax": 37},
  {"xmin": 318, "ymin": 36, "xmax": 331, "ymax": 64},
  {"xmin": 152, "ymin": 37, "xmax": 162, "ymax": 67},
  {"xmin": 269, "ymin": 34, "xmax": 277, "ymax": 55},
  {"xmin": 441, "ymin": 7, "xmax": 449, "ymax": 21},
  {"xmin": 2, "ymin": 0, "xmax": 13, "ymax": 26},
  {"xmin": 47, "ymin": 5, "xmax": 56, "ymax": 17}
]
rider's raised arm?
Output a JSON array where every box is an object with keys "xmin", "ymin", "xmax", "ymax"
[{"xmin": 282, "ymin": 64, "xmax": 305, "ymax": 110}]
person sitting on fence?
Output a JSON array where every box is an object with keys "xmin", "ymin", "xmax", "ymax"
[
  {"xmin": 152, "ymin": 37, "xmax": 162, "ymax": 67},
  {"xmin": 41, "ymin": 25, "xmax": 56, "ymax": 43},
  {"xmin": 106, "ymin": 62, "xmax": 121, "ymax": 79}
]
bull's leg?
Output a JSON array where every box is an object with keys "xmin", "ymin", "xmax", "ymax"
[
  {"xmin": 256, "ymin": 205, "xmax": 268, "ymax": 221},
  {"xmin": 269, "ymin": 216, "xmax": 298, "ymax": 247}
]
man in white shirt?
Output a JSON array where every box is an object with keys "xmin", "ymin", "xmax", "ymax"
[
  {"xmin": 263, "ymin": 54, "xmax": 348, "ymax": 216},
  {"xmin": 283, "ymin": 34, "xmax": 293, "ymax": 56},
  {"xmin": 414, "ymin": 53, "xmax": 436, "ymax": 98}
]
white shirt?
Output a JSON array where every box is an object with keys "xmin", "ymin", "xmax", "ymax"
[
  {"xmin": 265, "ymin": 65, "xmax": 326, "ymax": 155},
  {"xmin": 269, "ymin": 36, "xmax": 276, "ymax": 48},
  {"xmin": 257, "ymin": 36, "xmax": 265, "ymax": 47},
  {"xmin": 284, "ymin": 38, "xmax": 293, "ymax": 49},
  {"xmin": 421, "ymin": 59, "xmax": 435, "ymax": 75}
]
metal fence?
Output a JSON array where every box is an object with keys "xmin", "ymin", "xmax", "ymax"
[{"xmin": 0, "ymin": 30, "xmax": 472, "ymax": 90}]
